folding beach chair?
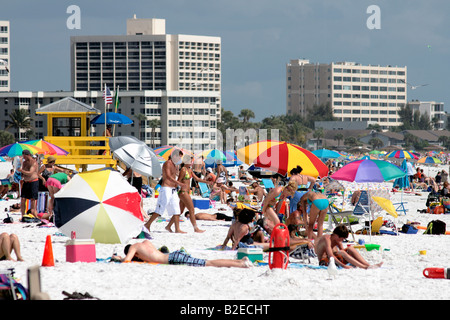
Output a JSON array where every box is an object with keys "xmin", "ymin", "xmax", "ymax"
[
  {"xmin": 198, "ymin": 182, "xmax": 210, "ymax": 198},
  {"xmin": 327, "ymin": 201, "xmax": 356, "ymax": 242},
  {"xmin": 353, "ymin": 190, "xmax": 370, "ymax": 216}
]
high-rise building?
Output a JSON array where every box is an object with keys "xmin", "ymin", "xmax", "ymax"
[
  {"xmin": 0, "ymin": 20, "xmax": 10, "ymax": 91},
  {"xmin": 286, "ymin": 59, "xmax": 407, "ymax": 130},
  {"xmin": 68, "ymin": 17, "xmax": 221, "ymax": 150},
  {"xmin": 409, "ymin": 100, "xmax": 446, "ymax": 130},
  {"xmin": 71, "ymin": 17, "xmax": 221, "ymax": 93}
]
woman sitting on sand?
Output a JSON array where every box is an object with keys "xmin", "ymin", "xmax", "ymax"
[{"xmin": 0, "ymin": 232, "xmax": 24, "ymax": 261}]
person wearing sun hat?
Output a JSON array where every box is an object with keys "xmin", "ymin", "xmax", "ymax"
[{"xmin": 38, "ymin": 155, "xmax": 63, "ymax": 192}]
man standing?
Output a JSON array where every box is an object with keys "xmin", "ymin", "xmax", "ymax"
[
  {"xmin": 144, "ymin": 149, "xmax": 187, "ymax": 233},
  {"xmin": 18, "ymin": 150, "xmax": 39, "ymax": 219}
]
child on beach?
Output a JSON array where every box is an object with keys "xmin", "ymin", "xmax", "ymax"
[
  {"xmin": 315, "ymin": 225, "xmax": 383, "ymax": 269},
  {"xmin": 112, "ymin": 240, "xmax": 253, "ymax": 268}
]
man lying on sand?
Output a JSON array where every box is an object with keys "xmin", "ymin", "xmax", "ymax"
[
  {"xmin": 112, "ymin": 240, "xmax": 253, "ymax": 268},
  {"xmin": 315, "ymin": 225, "xmax": 383, "ymax": 269}
]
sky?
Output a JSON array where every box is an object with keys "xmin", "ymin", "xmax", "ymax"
[{"xmin": 2, "ymin": 0, "xmax": 450, "ymax": 121}]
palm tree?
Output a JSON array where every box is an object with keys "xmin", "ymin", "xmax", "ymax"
[
  {"xmin": 334, "ymin": 133, "xmax": 344, "ymax": 148},
  {"xmin": 6, "ymin": 109, "xmax": 33, "ymax": 141},
  {"xmin": 148, "ymin": 119, "xmax": 161, "ymax": 148},
  {"xmin": 134, "ymin": 113, "xmax": 147, "ymax": 141},
  {"xmin": 313, "ymin": 127, "xmax": 324, "ymax": 150},
  {"xmin": 238, "ymin": 109, "xmax": 255, "ymax": 124}
]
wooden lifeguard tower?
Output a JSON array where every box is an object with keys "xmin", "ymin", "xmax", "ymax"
[{"xmin": 35, "ymin": 97, "xmax": 116, "ymax": 172}]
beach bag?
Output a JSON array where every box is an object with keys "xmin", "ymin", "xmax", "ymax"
[
  {"xmin": 401, "ymin": 224, "xmax": 418, "ymax": 234},
  {"xmin": 442, "ymin": 197, "xmax": 450, "ymax": 209},
  {"xmin": 423, "ymin": 220, "xmax": 446, "ymax": 235}
]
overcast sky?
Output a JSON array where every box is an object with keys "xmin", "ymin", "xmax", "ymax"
[{"xmin": 2, "ymin": 0, "xmax": 450, "ymax": 121}]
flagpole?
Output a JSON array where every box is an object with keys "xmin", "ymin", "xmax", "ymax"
[
  {"xmin": 113, "ymin": 85, "xmax": 119, "ymax": 137},
  {"xmin": 104, "ymin": 83, "xmax": 107, "ymax": 137}
]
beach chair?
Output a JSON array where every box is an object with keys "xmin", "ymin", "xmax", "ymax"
[
  {"xmin": 327, "ymin": 202, "xmax": 356, "ymax": 242},
  {"xmin": 27, "ymin": 266, "xmax": 50, "ymax": 300},
  {"xmin": 198, "ymin": 182, "xmax": 210, "ymax": 198},
  {"xmin": 356, "ymin": 217, "xmax": 383, "ymax": 235},
  {"xmin": 261, "ymin": 179, "xmax": 275, "ymax": 192},
  {"xmin": 353, "ymin": 190, "xmax": 370, "ymax": 216}
]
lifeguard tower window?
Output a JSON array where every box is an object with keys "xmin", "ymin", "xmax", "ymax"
[{"xmin": 52, "ymin": 117, "xmax": 81, "ymax": 136}]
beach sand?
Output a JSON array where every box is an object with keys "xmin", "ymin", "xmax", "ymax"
[{"xmin": 0, "ymin": 160, "xmax": 449, "ymax": 301}]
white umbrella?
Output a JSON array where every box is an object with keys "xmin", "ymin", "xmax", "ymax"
[
  {"xmin": 109, "ymin": 135, "xmax": 145, "ymax": 152},
  {"xmin": 112, "ymin": 143, "xmax": 162, "ymax": 178}
]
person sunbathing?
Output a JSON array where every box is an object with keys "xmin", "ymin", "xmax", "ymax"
[
  {"xmin": 112, "ymin": 240, "xmax": 252, "ymax": 268},
  {"xmin": 0, "ymin": 233, "xmax": 24, "ymax": 261},
  {"xmin": 184, "ymin": 211, "xmax": 233, "ymax": 221},
  {"xmin": 315, "ymin": 225, "xmax": 383, "ymax": 269}
]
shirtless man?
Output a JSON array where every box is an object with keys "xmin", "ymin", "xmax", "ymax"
[
  {"xmin": 248, "ymin": 182, "xmax": 266, "ymax": 202},
  {"xmin": 144, "ymin": 150, "xmax": 187, "ymax": 233},
  {"xmin": 315, "ymin": 225, "xmax": 383, "ymax": 269},
  {"xmin": 18, "ymin": 150, "xmax": 39, "ymax": 218},
  {"xmin": 113, "ymin": 240, "xmax": 252, "ymax": 268}
]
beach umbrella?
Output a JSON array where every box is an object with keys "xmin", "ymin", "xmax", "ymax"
[
  {"xmin": 153, "ymin": 145, "xmax": 193, "ymax": 161},
  {"xmin": 223, "ymin": 150, "xmax": 243, "ymax": 167},
  {"xmin": 251, "ymin": 142, "xmax": 329, "ymax": 178},
  {"xmin": 331, "ymin": 159, "xmax": 406, "ymax": 183},
  {"xmin": 236, "ymin": 140, "xmax": 283, "ymax": 165},
  {"xmin": 417, "ymin": 156, "xmax": 442, "ymax": 164},
  {"xmin": 312, "ymin": 149, "xmax": 342, "ymax": 159},
  {"xmin": 385, "ymin": 150, "xmax": 418, "ymax": 160},
  {"xmin": 20, "ymin": 139, "xmax": 69, "ymax": 156},
  {"xmin": 0, "ymin": 156, "xmax": 5, "ymax": 162},
  {"xmin": 112, "ymin": 143, "xmax": 162, "ymax": 178},
  {"xmin": 0, "ymin": 142, "xmax": 46, "ymax": 157},
  {"xmin": 91, "ymin": 112, "xmax": 133, "ymax": 125},
  {"xmin": 371, "ymin": 196, "xmax": 398, "ymax": 218},
  {"xmin": 109, "ymin": 135, "xmax": 145, "ymax": 152},
  {"xmin": 198, "ymin": 149, "xmax": 226, "ymax": 167},
  {"xmin": 369, "ymin": 150, "xmax": 382, "ymax": 155},
  {"xmin": 54, "ymin": 170, "xmax": 144, "ymax": 244}
]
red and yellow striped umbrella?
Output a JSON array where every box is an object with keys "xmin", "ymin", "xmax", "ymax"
[
  {"xmin": 236, "ymin": 140, "xmax": 283, "ymax": 165},
  {"xmin": 239, "ymin": 141, "xmax": 328, "ymax": 178}
]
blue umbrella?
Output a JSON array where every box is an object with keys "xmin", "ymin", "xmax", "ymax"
[
  {"xmin": 91, "ymin": 112, "xmax": 133, "ymax": 125},
  {"xmin": 312, "ymin": 149, "xmax": 342, "ymax": 159}
]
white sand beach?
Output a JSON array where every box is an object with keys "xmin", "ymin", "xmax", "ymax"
[{"xmin": 0, "ymin": 160, "xmax": 449, "ymax": 302}]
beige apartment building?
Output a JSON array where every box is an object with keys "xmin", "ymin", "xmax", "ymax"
[
  {"xmin": 286, "ymin": 59, "xmax": 407, "ymax": 130},
  {"xmin": 0, "ymin": 20, "xmax": 10, "ymax": 91}
]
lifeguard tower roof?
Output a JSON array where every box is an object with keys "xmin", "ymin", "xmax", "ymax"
[{"xmin": 36, "ymin": 97, "xmax": 100, "ymax": 114}]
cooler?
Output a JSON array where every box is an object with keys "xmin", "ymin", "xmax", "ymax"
[
  {"xmin": 65, "ymin": 239, "xmax": 96, "ymax": 263},
  {"xmin": 237, "ymin": 248, "xmax": 263, "ymax": 263},
  {"xmin": 193, "ymin": 198, "xmax": 210, "ymax": 210}
]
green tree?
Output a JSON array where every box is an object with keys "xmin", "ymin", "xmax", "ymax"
[
  {"xmin": 6, "ymin": 109, "xmax": 33, "ymax": 140},
  {"xmin": 134, "ymin": 113, "xmax": 147, "ymax": 141},
  {"xmin": 313, "ymin": 127, "xmax": 324, "ymax": 150},
  {"xmin": 0, "ymin": 130, "xmax": 15, "ymax": 147},
  {"xmin": 334, "ymin": 133, "xmax": 344, "ymax": 148},
  {"xmin": 368, "ymin": 137, "xmax": 383, "ymax": 150},
  {"xmin": 148, "ymin": 118, "xmax": 161, "ymax": 148}
]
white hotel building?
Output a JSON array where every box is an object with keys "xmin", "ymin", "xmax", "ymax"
[
  {"xmin": 0, "ymin": 18, "xmax": 221, "ymax": 150},
  {"xmin": 0, "ymin": 20, "xmax": 10, "ymax": 91},
  {"xmin": 286, "ymin": 59, "xmax": 408, "ymax": 130}
]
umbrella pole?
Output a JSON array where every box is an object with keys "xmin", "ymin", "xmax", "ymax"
[{"xmin": 104, "ymin": 83, "xmax": 107, "ymax": 138}]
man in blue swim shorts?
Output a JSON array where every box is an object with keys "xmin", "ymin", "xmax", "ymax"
[
  {"xmin": 114, "ymin": 240, "xmax": 253, "ymax": 268},
  {"xmin": 299, "ymin": 190, "xmax": 330, "ymax": 239}
]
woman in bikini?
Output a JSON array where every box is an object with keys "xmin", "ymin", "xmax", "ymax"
[
  {"xmin": 261, "ymin": 180, "xmax": 298, "ymax": 225},
  {"xmin": 287, "ymin": 165, "xmax": 317, "ymax": 215},
  {"xmin": 167, "ymin": 155, "xmax": 212, "ymax": 233},
  {"xmin": 299, "ymin": 190, "xmax": 329, "ymax": 239}
]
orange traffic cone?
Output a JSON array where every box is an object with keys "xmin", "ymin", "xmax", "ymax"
[{"xmin": 42, "ymin": 235, "xmax": 55, "ymax": 267}]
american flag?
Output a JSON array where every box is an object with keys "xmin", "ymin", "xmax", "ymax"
[{"xmin": 103, "ymin": 85, "xmax": 113, "ymax": 104}]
